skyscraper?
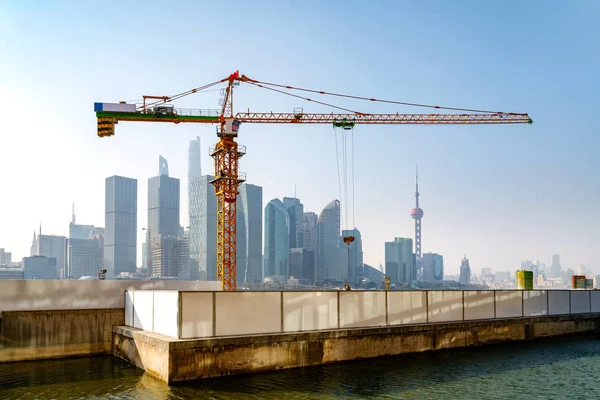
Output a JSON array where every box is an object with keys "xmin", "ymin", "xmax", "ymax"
[
  {"xmin": 264, "ymin": 198, "xmax": 289, "ymax": 280},
  {"xmin": 36, "ymin": 234, "xmax": 66, "ymax": 279},
  {"xmin": 550, "ymin": 254, "xmax": 561, "ymax": 277},
  {"xmin": 282, "ymin": 197, "xmax": 304, "ymax": 248},
  {"xmin": 317, "ymin": 200, "xmax": 346, "ymax": 283},
  {"xmin": 385, "ymin": 237, "xmax": 414, "ymax": 285},
  {"xmin": 148, "ymin": 156, "xmax": 181, "ymax": 278},
  {"xmin": 66, "ymin": 237, "xmax": 103, "ymax": 278},
  {"xmin": 105, "ymin": 176, "xmax": 137, "ymax": 279},
  {"xmin": 411, "ymin": 167, "xmax": 424, "ymax": 279},
  {"xmin": 459, "ymin": 255, "xmax": 471, "ymax": 285},
  {"xmin": 422, "ymin": 252, "xmax": 443, "ymax": 282},
  {"xmin": 302, "ymin": 212, "xmax": 318, "ymax": 253},
  {"xmin": 237, "ymin": 183, "xmax": 263, "ymax": 284},
  {"xmin": 198, "ymin": 175, "xmax": 217, "ymax": 281},
  {"xmin": 188, "ymin": 137, "xmax": 202, "ymax": 280},
  {"xmin": 342, "ymin": 228, "xmax": 363, "ymax": 284}
]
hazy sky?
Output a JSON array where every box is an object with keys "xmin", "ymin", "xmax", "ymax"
[{"xmin": 1, "ymin": 0, "xmax": 599, "ymax": 275}]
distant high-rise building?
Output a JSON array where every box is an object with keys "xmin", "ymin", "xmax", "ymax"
[
  {"xmin": 30, "ymin": 232, "xmax": 38, "ymax": 256},
  {"xmin": 37, "ymin": 234, "xmax": 66, "ymax": 279},
  {"xmin": 148, "ymin": 157, "xmax": 180, "ymax": 239},
  {"xmin": 66, "ymin": 237, "xmax": 103, "ymax": 278},
  {"xmin": 550, "ymin": 254, "xmax": 561, "ymax": 277},
  {"xmin": 0, "ymin": 248, "xmax": 11, "ymax": 266},
  {"xmin": 148, "ymin": 156, "xmax": 183, "ymax": 278},
  {"xmin": 289, "ymin": 248, "xmax": 314, "ymax": 282},
  {"xmin": 264, "ymin": 198, "xmax": 289, "ymax": 280},
  {"xmin": 237, "ymin": 183, "xmax": 263, "ymax": 284},
  {"xmin": 459, "ymin": 255, "xmax": 471, "ymax": 285},
  {"xmin": 385, "ymin": 237, "xmax": 414, "ymax": 285},
  {"xmin": 188, "ymin": 137, "xmax": 202, "ymax": 280},
  {"xmin": 410, "ymin": 167, "xmax": 424, "ymax": 278},
  {"xmin": 197, "ymin": 175, "xmax": 217, "ymax": 281},
  {"xmin": 105, "ymin": 176, "xmax": 137, "ymax": 279},
  {"xmin": 283, "ymin": 197, "xmax": 304, "ymax": 248},
  {"xmin": 69, "ymin": 203, "xmax": 95, "ymax": 240},
  {"xmin": 422, "ymin": 253, "xmax": 443, "ymax": 282},
  {"xmin": 342, "ymin": 228, "xmax": 363, "ymax": 284},
  {"xmin": 302, "ymin": 212, "xmax": 318, "ymax": 252},
  {"xmin": 317, "ymin": 200, "xmax": 346, "ymax": 283},
  {"xmin": 23, "ymin": 255, "xmax": 57, "ymax": 279}
]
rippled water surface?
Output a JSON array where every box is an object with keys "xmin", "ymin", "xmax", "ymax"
[{"xmin": 1, "ymin": 336, "xmax": 600, "ymax": 399}]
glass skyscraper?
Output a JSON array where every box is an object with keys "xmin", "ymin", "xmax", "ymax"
[
  {"xmin": 188, "ymin": 137, "xmax": 202, "ymax": 280},
  {"xmin": 342, "ymin": 228, "xmax": 363, "ymax": 284},
  {"xmin": 197, "ymin": 175, "xmax": 216, "ymax": 281},
  {"xmin": 282, "ymin": 197, "xmax": 304, "ymax": 249},
  {"xmin": 264, "ymin": 198, "xmax": 289, "ymax": 280},
  {"xmin": 105, "ymin": 175, "xmax": 137, "ymax": 278},
  {"xmin": 317, "ymin": 200, "xmax": 346, "ymax": 283},
  {"xmin": 237, "ymin": 183, "xmax": 263, "ymax": 284},
  {"xmin": 385, "ymin": 237, "xmax": 414, "ymax": 285}
]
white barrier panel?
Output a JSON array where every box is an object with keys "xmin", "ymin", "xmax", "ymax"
[
  {"xmin": 133, "ymin": 291, "xmax": 154, "ymax": 331},
  {"xmin": 283, "ymin": 292, "xmax": 337, "ymax": 332},
  {"xmin": 0, "ymin": 280, "xmax": 221, "ymax": 312},
  {"xmin": 387, "ymin": 291, "xmax": 427, "ymax": 325},
  {"xmin": 570, "ymin": 291, "xmax": 590, "ymax": 314},
  {"xmin": 548, "ymin": 291, "xmax": 570, "ymax": 315},
  {"xmin": 125, "ymin": 291, "xmax": 134, "ymax": 327},
  {"xmin": 339, "ymin": 291, "xmax": 386, "ymax": 328},
  {"xmin": 216, "ymin": 292, "xmax": 281, "ymax": 336},
  {"xmin": 153, "ymin": 291, "xmax": 179, "ymax": 338},
  {"xmin": 495, "ymin": 291, "xmax": 522, "ymax": 318},
  {"xmin": 523, "ymin": 290, "xmax": 548, "ymax": 316},
  {"xmin": 181, "ymin": 292, "xmax": 214, "ymax": 339},
  {"xmin": 464, "ymin": 291, "xmax": 494, "ymax": 320},
  {"xmin": 591, "ymin": 291, "xmax": 600, "ymax": 313},
  {"xmin": 428, "ymin": 291, "xmax": 463, "ymax": 323}
]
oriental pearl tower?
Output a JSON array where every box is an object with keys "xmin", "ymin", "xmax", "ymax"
[{"xmin": 411, "ymin": 166, "xmax": 424, "ymax": 278}]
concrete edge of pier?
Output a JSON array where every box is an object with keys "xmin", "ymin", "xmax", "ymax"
[{"xmin": 112, "ymin": 313, "xmax": 600, "ymax": 383}]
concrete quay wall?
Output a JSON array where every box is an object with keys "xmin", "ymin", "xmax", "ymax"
[
  {"xmin": 112, "ymin": 313, "xmax": 600, "ymax": 383},
  {"xmin": 0, "ymin": 308, "xmax": 124, "ymax": 362}
]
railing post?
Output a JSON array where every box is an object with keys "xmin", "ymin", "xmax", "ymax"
[
  {"xmin": 546, "ymin": 290, "xmax": 550, "ymax": 316},
  {"xmin": 337, "ymin": 291, "xmax": 341, "ymax": 329},
  {"xmin": 177, "ymin": 291, "xmax": 182, "ymax": 339},
  {"xmin": 462, "ymin": 290, "xmax": 465, "ymax": 321},
  {"xmin": 425, "ymin": 290, "xmax": 429, "ymax": 323},
  {"xmin": 385, "ymin": 290, "xmax": 389, "ymax": 326},
  {"xmin": 493, "ymin": 290, "xmax": 496, "ymax": 319},
  {"xmin": 212, "ymin": 291, "xmax": 216, "ymax": 337},
  {"xmin": 569, "ymin": 290, "xmax": 572, "ymax": 315},
  {"xmin": 280, "ymin": 291, "xmax": 284, "ymax": 333},
  {"xmin": 521, "ymin": 290, "xmax": 525, "ymax": 317}
]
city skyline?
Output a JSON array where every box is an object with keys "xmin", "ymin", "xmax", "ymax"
[{"xmin": 1, "ymin": 1, "xmax": 598, "ymax": 275}]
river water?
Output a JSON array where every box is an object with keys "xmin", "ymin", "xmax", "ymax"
[{"xmin": 1, "ymin": 336, "xmax": 599, "ymax": 399}]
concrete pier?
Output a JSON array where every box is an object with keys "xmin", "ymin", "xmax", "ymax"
[{"xmin": 112, "ymin": 313, "xmax": 600, "ymax": 383}]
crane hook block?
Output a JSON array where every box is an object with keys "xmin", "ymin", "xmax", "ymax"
[{"xmin": 343, "ymin": 236, "xmax": 355, "ymax": 245}]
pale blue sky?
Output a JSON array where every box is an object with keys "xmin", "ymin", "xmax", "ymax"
[{"xmin": 1, "ymin": 0, "xmax": 598, "ymax": 275}]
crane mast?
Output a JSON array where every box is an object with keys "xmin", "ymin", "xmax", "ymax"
[{"xmin": 94, "ymin": 71, "xmax": 532, "ymax": 291}]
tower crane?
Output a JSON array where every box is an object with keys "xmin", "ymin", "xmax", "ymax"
[{"xmin": 94, "ymin": 70, "xmax": 532, "ymax": 291}]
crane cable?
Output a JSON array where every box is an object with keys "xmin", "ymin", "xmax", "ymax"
[
  {"xmin": 243, "ymin": 77, "xmax": 515, "ymax": 114},
  {"xmin": 334, "ymin": 125, "xmax": 356, "ymax": 246}
]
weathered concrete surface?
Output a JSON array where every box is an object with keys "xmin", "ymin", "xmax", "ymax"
[
  {"xmin": 0, "ymin": 308, "xmax": 123, "ymax": 362},
  {"xmin": 112, "ymin": 314, "xmax": 600, "ymax": 383}
]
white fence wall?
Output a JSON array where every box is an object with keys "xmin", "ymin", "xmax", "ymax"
[
  {"xmin": 283, "ymin": 292, "xmax": 337, "ymax": 332},
  {"xmin": 549, "ymin": 291, "xmax": 570, "ymax": 315},
  {"xmin": 464, "ymin": 291, "xmax": 495, "ymax": 320},
  {"xmin": 591, "ymin": 291, "xmax": 600, "ymax": 313},
  {"xmin": 181, "ymin": 292, "xmax": 213, "ymax": 339},
  {"xmin": 571, "ymin": 291, "xmax": 591, "ymax": 314},
  {"xmin": 495, "ymin": 291, "xmax": 523, "ymax": 318},
  {"xmin": 215, "ymin": 292, "xmax": 281, "ymax": 336},
  {"xmin": 339, "ymin": 291, "xmax": 387, "ymax": 328},
  {"xmin": 428, "ymin": 291, "xmax": 463, "ymax": 323},
  {"xmin": 523, "ymin": 290, "xmax": 548, "ymax": 316},
  {"xmin": 124, "ymin": 289, "xmax": 600, "ymax": 340}
]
